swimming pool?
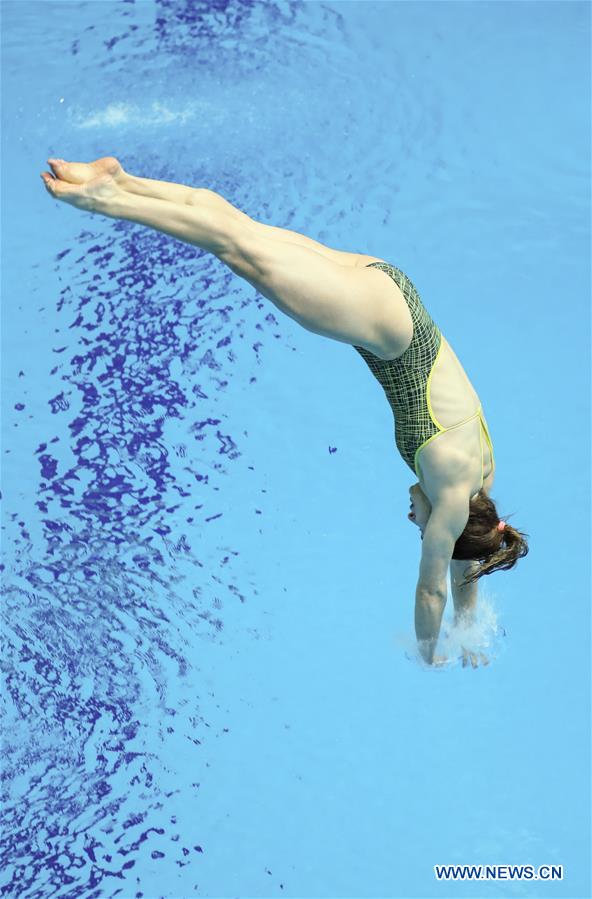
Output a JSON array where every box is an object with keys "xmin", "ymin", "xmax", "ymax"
[{"xmin": 1, "ymin": 2, "xmax": 590, "ymax": 896}]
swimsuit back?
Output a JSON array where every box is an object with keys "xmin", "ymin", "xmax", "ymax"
[{"xmin": 353, "ymin": 261, "xmax": 494, "ymax": 484}]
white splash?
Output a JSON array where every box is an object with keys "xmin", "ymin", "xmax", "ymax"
[
  {"xmin": 439, "ymin": 592, "xmax": 505, "ymax": 666},
  {"xmin": 71, "ymin": 101, "xmax": 197, "ymax": 130},
  {"xmin": 394, "ymin": 588, "xmax": 507, "ymax": 669}
]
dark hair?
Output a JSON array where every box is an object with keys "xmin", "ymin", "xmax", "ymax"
[{"xmin": 452, "ymin": 489, "xmax": 529, "ymax": 587}]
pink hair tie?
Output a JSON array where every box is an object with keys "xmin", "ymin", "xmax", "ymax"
[{"xmin": 497, "ymin": 520, "xmax": 506, "ymax": 532}]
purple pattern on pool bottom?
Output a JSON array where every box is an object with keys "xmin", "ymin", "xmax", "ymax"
[{"xmin": 1, "ymin": 212, "xmax": 289, "ymax": 896}]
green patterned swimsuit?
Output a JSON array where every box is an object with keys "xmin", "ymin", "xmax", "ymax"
[{"xmin": 353, "ymin": 261, "xmax": 492, "ymax": 480}]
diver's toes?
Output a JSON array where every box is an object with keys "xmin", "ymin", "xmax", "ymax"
[
  {"xmin": 43, "ymin": 172, "xmax": 65, "ymax": 195},
  {"xmin": 41, "ymin": 172, "xmax": 74, "ymax": 197},
  {"xmin": 48, "ymin": 159, "xmax": 84, "ymax": 184},
  {"xmin": 48, "ymin": 159, "xmax": 70, "ymax": 179}
]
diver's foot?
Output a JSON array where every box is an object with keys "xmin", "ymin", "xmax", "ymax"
[
  {"xmin": 46, "ymin": 156, "xmax": 126, "ymax": 186},
  {"xmin": 40, "ymin": 169, "xmax": 121, "ymax": 212}
]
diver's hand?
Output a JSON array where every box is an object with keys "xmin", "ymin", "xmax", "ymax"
[
  {"xmin": 432, "ymin": 654, "xmax": 449, "ymax": 667},
  {"xmin": 460, "ymin": 646, "xmax": 489, "ymax": 668}
]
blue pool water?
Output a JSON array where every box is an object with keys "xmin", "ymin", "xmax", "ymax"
[{"xmin": 1, "ymin": 2, "xmax": 590, "ymax": 897}]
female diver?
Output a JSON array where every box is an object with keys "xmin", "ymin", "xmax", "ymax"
[{"xmin": 40, "ymin": 157, "xmax": 529, "ymax": 667}]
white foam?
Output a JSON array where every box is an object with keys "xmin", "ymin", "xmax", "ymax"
[
  {"xmin": 71, "ymin": 101, "xmax": 197, "ymax": 130},
  {"xmin": 439, "ymin": 591, "xmax": 505, "ymax": 665},
  {"xmin": 393, "ymin": 587, "xmax": 507, "ymax": 669}
]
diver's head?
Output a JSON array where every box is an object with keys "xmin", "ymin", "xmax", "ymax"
[
  {"xmin": 451, "ymin": 489, "xmax": 530, "ymax": 586},
  {"xmin": 408, "ymin": 483, "xmax": 530, "ymax": 585}
]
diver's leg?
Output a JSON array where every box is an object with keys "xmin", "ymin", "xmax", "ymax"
[
  {"xmin": 122, "ymin": 169, "xmax": 369, "ymax": 266},
  {"xmin": 40, "ymin": 169, "xmax": 399, "ymax": 357},
  {"xmin": 124, "ymin": 173, "xmax": 370, "ymax": 267},
  {"xmin": 47, "ymin": 157, "xmax": 367, "ymax": 267}
]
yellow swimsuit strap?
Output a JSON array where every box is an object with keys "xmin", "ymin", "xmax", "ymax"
[
  {"xmin": 478, "ymin": 408, "xmax": 495, "ymax": 486},
  {"xmin": 449, "ymin": 406, "xmax": 494, "ymax": 489},
  {"xmin": 414, "ymin": 406, "xmax": 482, "ymax": 481}
]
